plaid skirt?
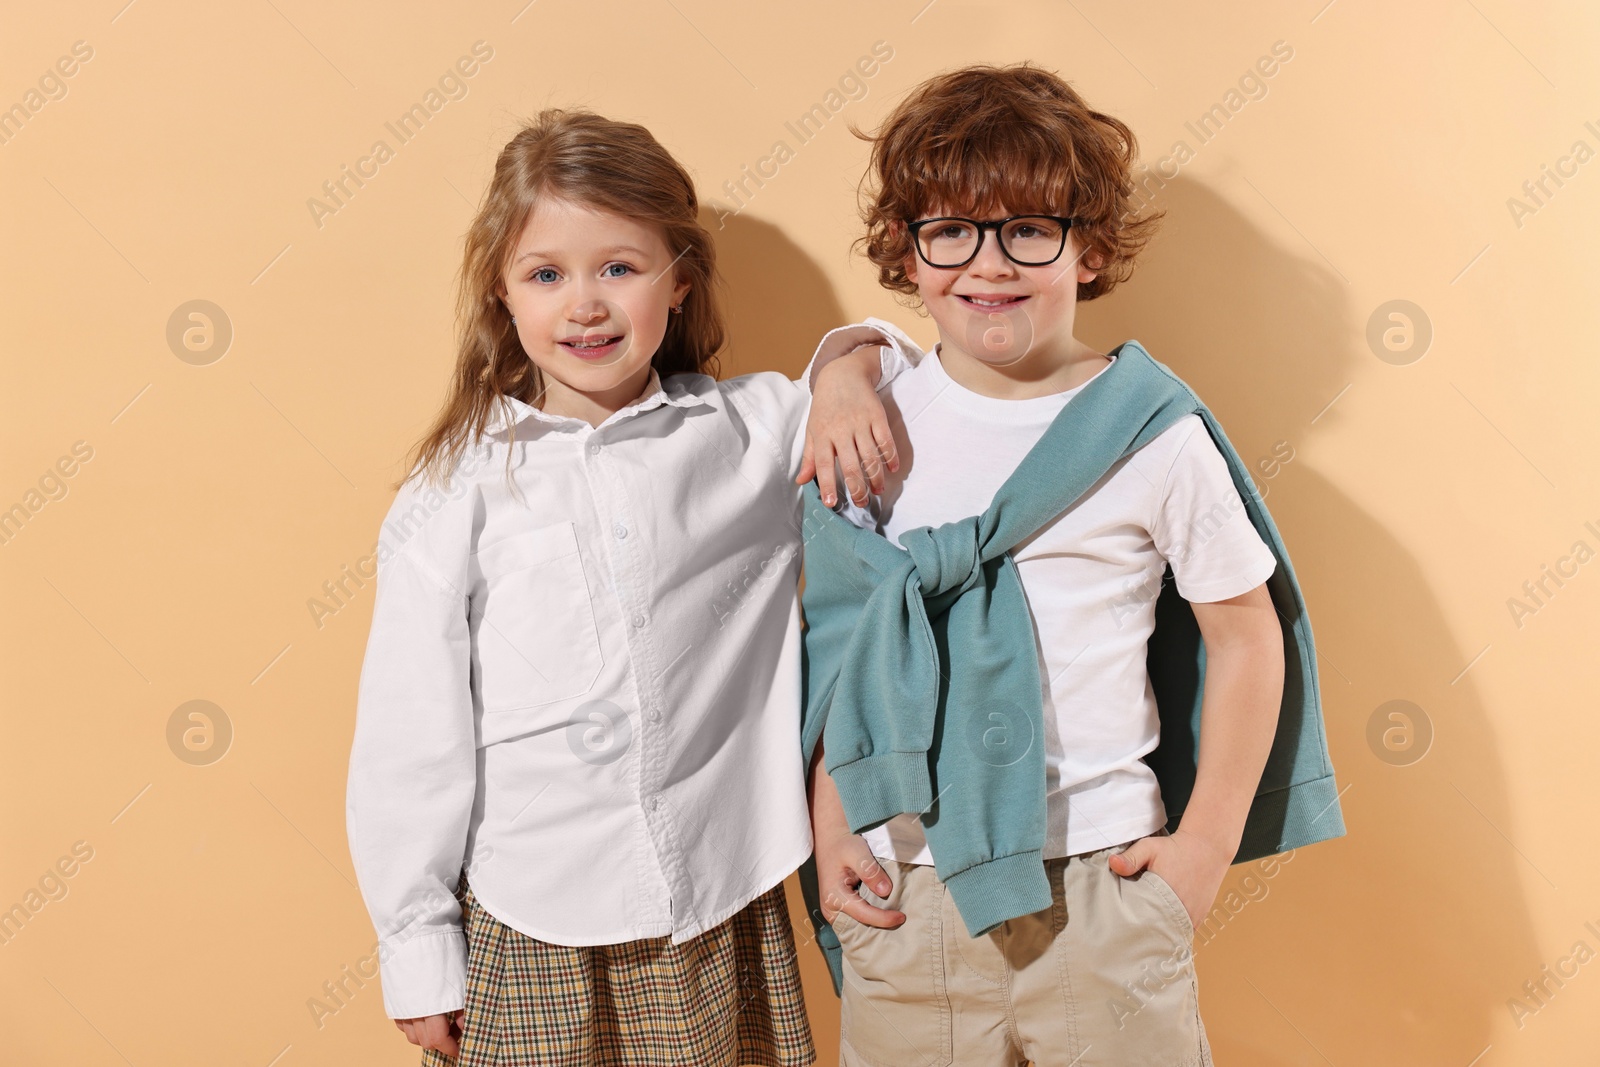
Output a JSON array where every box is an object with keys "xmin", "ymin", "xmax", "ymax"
[{"xmin": 421, "ymin": 874, "xmax": 815, "ymax": 1067}]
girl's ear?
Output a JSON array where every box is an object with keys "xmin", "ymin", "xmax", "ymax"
[{"xmin": 671, "ymin": 275, "xmax": 691, "ymax": 309}]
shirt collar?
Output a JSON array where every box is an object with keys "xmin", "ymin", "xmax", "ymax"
[{"xmin": 482, "ymin": 367, "xmax": 708, "ymax": 436}]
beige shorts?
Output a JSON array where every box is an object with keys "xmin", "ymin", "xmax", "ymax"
[{"xmin": 832, "ymin": 838, "xmax": 1212, "ymax": 1067}]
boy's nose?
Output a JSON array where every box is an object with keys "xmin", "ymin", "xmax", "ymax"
[{"xmin": 966, "ymin": 237, "xmax": 1017, "ymax": 278}]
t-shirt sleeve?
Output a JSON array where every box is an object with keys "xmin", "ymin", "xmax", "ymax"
[{"xmin": 1149, "ymin": 416, "xmax": 1277, "ymax": 602}]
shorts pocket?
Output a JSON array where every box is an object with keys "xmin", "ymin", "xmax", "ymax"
[
  {"xmin": 837, "ymin": 863, "xmax": 952, "ymax": 1067},
  {"xmin": 471, "ymin": 522, "xmax": 603, "ymax": 712},
  {"xmin": 830, "ymin": 875, "xmax": 887, "ymax": 955},
  {"xmin": 1141, "ymin": 868, "xmax": 1196, "ymax": 941},
  {"xmin": 1072, "ymin": 854, "xmax": 1206, "ymax": 1060}
]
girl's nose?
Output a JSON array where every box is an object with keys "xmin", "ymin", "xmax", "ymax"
[{"xmin": 570, "ymin": 299, "xmax": 607, "ymax": 323}]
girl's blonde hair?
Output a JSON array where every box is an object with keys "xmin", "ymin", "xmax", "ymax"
[{"xmin": 397, "ymin": 108, "xmax": 726, "ymax": 491}]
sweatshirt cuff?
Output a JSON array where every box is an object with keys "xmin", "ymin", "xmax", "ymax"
[
  {"xmin": 377, "ymin": 929, "xmax": 468, "ymax": 1019},
  {"xmin": 940, "ymin": 851, "xmax": 1053, "ymax": 938},
  {"xmin": 829, "ymin": 750, "xmax": 933, "ymax": 833}
]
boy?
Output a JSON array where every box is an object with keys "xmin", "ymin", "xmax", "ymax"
[{"xmin": 801, "ymin": 64, "xmax": 1343, "ymax": 1065}]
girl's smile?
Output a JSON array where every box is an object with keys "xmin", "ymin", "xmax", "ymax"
[{"xmin": 558, "ymin": 332, "xmax": 626, "ymax": 360}]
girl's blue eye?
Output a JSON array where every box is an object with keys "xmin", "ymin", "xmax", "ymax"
[
  {"xmin": 533, "ymin": 268, "xmax": 560, "ymax": 284},
  {"xmin": 603, "ymin": 263, "xmax": 632, "ymax": 278}
]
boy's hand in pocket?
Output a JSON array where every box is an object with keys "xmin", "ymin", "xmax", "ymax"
[
  {"xmin": 1109, "ymin": 828, "xmax": 1230, "ymax": 932},
  {"xmin": 816, "ymin": 828, "xmax": 907, "ymax": 930},
  {"xmin": 809, "ymin": 740, "xmax": 906, "ymax": 931}
]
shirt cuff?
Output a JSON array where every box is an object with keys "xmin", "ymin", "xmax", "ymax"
[{"xmin": 377, "ymin": 929, "xmax": 468, "ymax": 1019}]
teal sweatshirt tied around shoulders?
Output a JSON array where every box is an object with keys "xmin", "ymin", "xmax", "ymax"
[{"xmin": 797, "ymin": 339, "xmax": 1346, "ymax": 995}]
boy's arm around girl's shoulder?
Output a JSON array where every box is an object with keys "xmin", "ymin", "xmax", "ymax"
[
  {"xmin": 716, "ymin": 317, "xmax": 928, "ymax": 494},
  {"xmin": 716, "ymin": 315, "xmax": 927, "ymax": 430},
  {"xmin": 809, "ymin": 315, "xmax": 928, "ymax": 388},
  {"xmin": 345, "ymin": 469, "xmax": 483, "ymax": 1021}
]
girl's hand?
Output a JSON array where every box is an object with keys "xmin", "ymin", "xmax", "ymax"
[
  {"xmin": 797, "ymin": 342, "xmax": 900, "ymax": 508},
  {"xmin": 394, "ymin": 1009, "xmax": 465, "ymax": 1056},
  {"xmin": 1108, "ymin": 828, "xmax": 1231, "ymax": 933}
]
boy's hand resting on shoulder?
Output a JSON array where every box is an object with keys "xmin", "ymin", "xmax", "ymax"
[
  {"xmin": 1108, "ymin": 827, "xmax": 1231, "ymax": 934},
  {"xmin": 395, "ymin": 1010, "xmax": 465, "ymax": 1056},
  {"xmin": 797, "ymin": 329, "xmax": 901, "ymax": 509}
]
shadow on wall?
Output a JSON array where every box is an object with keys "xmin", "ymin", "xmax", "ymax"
[
  {"xmin": 699, "ymin": 206, "xmax": 849, "ymax": 382},
  {"xmin": 1082, "ymin": 175, "xmax": 1530, "ymax": 1064}
]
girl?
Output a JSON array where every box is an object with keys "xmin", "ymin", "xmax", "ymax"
[{"xmin": 344, "ymin": 108, "xmax": 909, "ymax": 1067}]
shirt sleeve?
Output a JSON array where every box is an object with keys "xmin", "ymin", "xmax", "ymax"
[
  {"xmin": 1149, "ymin": 416, "xmax": 1278, "ymax": 603},
  {"xmin": 345, "ymin": 486, "xmax": 478, "ymax": 1019},
  {"xmin": 802, "ymin": 316, "xmax": 925, "ymax": 397}
]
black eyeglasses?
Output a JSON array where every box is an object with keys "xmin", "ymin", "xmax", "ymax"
[{"xmin": 907, "ymin": 215, "xmax": 1077, "ymax": 269}]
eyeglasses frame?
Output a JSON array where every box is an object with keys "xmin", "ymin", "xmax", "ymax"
[{"xmin": 905, "ymin": 214, "xmax": 1080, "ymax": 269}]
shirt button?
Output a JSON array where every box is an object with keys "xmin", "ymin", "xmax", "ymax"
[
  {"xmin": 587, "ymin": 442, "xmax": 600, "ymax": 455},
  {"xmin": 648, "ymin": 795, "xmax": 660, "ymax": 811},
  {"xmin": 613, "ymin": 523, "xmax": 628, "ymax": 540},
  {"xmin": 648, "ymin": 708, "xmax": 661, "ymax": 722},
  {"xmin": 631, "ymin": 614, "xmax": 646, "ymax": 627}
]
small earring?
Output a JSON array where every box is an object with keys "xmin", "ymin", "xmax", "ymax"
[
  {"xmin": 670, "ymin": 304, "xmax": 683, "ymax": 314},
  {"xmin": 511, "ymin": 315, "xmax": 517, "ymax": 324}
]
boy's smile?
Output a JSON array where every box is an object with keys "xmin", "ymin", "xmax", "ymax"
[{"xmin": 957, "ymin": 293, "xmax": 1028, "ymax": 308}]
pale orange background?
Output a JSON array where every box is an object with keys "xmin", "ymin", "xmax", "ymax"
[{"xmin": 4, "ymin": 1, "xmax": 1599, "ymax": 1063}]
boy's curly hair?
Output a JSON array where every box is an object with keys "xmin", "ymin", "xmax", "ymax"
[{"xmin": 853, "ymin": 63, "xmax": 1163, "ymax": 303}]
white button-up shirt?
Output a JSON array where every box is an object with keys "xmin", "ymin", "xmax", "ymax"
[{"xmin": 346, "ymin": 321, "xmax": 915, "ymax": 1019}]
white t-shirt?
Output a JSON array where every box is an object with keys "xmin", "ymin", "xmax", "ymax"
[{"xmin": 837, "ymin": 343, "xmax": 1278, "ymax": 863}]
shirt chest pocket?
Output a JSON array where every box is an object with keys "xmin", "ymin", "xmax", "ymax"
[{"xmin": 470, "ymin": 521, "xmax": 604, "ymax": 713}]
